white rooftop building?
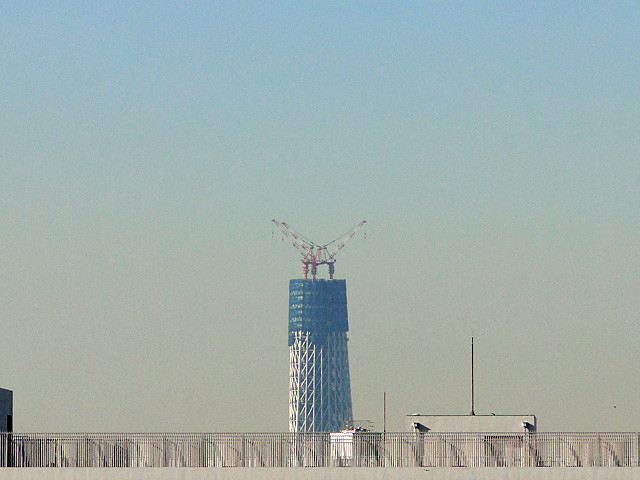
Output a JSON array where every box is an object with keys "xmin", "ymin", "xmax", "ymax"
[{"xmin": 408, "ymin": 414, "xmax": 536, "ymax": 433}]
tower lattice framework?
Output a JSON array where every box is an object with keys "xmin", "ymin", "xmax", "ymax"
[{"xmin": 288, "ymin": 279, "xmax": 353, "ymax": 432}]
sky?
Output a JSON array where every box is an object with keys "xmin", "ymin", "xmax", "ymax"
[{"xmin": 1, "ymin": 1, "xmax": 639, "ymax": 433}]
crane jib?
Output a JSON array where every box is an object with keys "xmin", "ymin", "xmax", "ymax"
[{"xmin": 272, "ymin": 219, "xmax": 366, "ymax": 280}]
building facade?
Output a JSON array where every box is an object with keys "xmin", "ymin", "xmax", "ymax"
[{"xmin": 0, "ymin": 388, "xmax": 12, "ymax": 433}]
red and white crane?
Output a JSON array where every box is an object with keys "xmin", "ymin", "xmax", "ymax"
[{"xmin": 272, "ymin": 219, "xmax": 366, "ymax": 279}]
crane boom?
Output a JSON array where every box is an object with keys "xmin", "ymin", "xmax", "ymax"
[{"xmin": 272, "ymin": 219, "xmax": 366, "ymax": 279}]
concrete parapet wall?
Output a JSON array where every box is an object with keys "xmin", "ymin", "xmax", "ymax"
[{"xmin": 2, "ymin": 468, "xmax": 640, "ymax": 480}]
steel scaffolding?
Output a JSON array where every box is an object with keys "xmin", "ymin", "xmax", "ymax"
[{"xmin": 289, "ymin": 331, "xmax": 353, "ymax": 432}]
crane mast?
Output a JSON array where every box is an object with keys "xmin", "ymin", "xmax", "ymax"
[{"xmin": 272, "ymin": 219, "xmax": 366, "ymax": 279}]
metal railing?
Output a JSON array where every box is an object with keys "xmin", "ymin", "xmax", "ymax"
[{"xmin": 0, "ymin": 432, "xmax": 638, "ymax": 468}]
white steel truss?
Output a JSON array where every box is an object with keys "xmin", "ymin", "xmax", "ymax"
[{"xmin": 289, "ymin": 331, "xmax": 353, "ymax": 432}]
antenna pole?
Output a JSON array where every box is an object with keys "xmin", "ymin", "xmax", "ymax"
[
  {"xmin": 383, "ymin": 392, "xmax": 387, "ymax": 434},
  {"xmin": 470, "ymin": 337, "xmax": 475, "ymax": 416}
]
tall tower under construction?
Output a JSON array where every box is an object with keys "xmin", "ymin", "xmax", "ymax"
[
  {"xmin": 272, "ymin": 220, "xmax": 365, "ymax": 433},
  {"xmin": 288, "ymin": 278, "xmax": 352, "ymax": 432}
]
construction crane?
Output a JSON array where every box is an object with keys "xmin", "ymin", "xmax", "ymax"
[{"xmin": 272, "ymin": 219, "xmax": 366, "ymax": 279}]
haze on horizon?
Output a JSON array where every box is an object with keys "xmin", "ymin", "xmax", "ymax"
[{"xmin": 1, "ymin": 2, "xmax": 639, "ymax": 433}]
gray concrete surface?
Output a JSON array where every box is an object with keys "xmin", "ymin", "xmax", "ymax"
[{"xmin": 1, "ymin": 468, "xmax": 640, "ymax": 480}]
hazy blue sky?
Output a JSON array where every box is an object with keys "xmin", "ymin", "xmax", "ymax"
[{"xmin": 1, "ymin": 2, "xmax": 639, "ymax": 433}]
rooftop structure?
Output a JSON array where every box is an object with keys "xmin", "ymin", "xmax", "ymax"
[{"xmin": 408, "ymin": 414, "xmax": 537, "ymax": 433}]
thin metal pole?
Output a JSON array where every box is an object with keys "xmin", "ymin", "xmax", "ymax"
[
  {"xmin": 383, "ymin": 392, "xmax": 386, "ymax": 434},
  {"xmin": 383, "ymin": 392, "xmax": 387, "ymax": 468},
  {"xmin": 471, "ymin": 337, "xmax": 475, "ymax": 415}
]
